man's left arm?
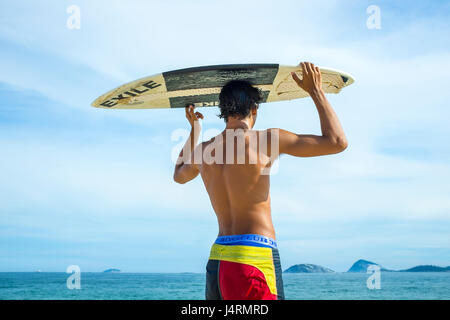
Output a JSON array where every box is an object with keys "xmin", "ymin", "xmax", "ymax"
[{"xmin": 173, "ymin": 105, "xmax": 203, "ymax": 184}]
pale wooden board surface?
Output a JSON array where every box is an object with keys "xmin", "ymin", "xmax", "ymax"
[{"xmin": 91, "ymin": 64, "xmax": 354, "ymax": 109}]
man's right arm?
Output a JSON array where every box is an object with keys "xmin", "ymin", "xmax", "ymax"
[{"xmin": 277, "ymin": 62, "xmax": 348, "ymax": 157}]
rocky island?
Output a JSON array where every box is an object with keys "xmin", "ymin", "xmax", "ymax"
[
  {"xmin": 281, "ymin": 259, "xmax": 449, "ymax": 273},
  {"xmin": 284, "ymin": 264, "xmax": 335, "ymax": 273},
  {"xmin": 347, "ymin": 259, "xmax": 391, "ymax": 272},
  {"xmin": 399, "ymin": 265, "xmax": 450, "ymax": 272}
]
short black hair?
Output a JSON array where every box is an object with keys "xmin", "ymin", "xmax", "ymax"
[{"xmin": 218, "ymin": 80, "xmax": 263, "ymax": 122}]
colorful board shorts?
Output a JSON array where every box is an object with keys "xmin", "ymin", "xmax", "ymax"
[{"xmin": 205, "ymin": 234, "xmax": 285, "ymax": 300}]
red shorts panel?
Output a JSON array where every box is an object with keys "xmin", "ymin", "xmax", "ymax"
[{"xmin": 219, "ymin": 260, "xmax": 277, "ymax": 300}]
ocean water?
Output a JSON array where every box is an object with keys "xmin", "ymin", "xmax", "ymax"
[{"xmin": 0, "ymin": 272, "xmax": 449, "ymax": 300}]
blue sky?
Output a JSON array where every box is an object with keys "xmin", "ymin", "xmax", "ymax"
[{"xmin": 0, "ymin": 0, "xmax": 449, "ymax": 272}]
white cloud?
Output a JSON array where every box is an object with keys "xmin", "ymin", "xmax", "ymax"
[{"xmin": 0, "ymin": 134, "xmax": 212, "ymax": 217}]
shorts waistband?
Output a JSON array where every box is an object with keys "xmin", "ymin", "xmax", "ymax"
[{"xmin": 215, "ymin": 234, "xmax": 277, "ymax": 249}]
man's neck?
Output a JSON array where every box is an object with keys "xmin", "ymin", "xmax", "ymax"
[{"xmin": 225, "ymin": 118, "xmax": 252, "ymax": 130}]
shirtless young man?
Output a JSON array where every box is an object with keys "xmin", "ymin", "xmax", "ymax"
[{"xmin": 173, "ymin": 62, "xmax": 348, "ymax": 300}]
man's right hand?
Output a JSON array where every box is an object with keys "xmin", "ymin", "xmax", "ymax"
[
  {"xmin": 185, "ymin": 104, "xmax": 204, "ymax": 128},
  {"xmin": 291, "ymin": 62, "xmax": 324, "ymax": 96}
]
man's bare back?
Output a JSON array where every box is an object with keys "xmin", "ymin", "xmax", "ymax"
[{"xmin": 199, "ymin": 128, "xmax": 276, "ymax": 238}]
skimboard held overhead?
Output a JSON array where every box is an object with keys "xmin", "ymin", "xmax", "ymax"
[{"xmin": 91, "ymin": 64, "xmax": 355, "ymax": 109}]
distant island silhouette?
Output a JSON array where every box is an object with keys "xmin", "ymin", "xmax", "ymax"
[
  {"xmin": 284, "ymin": 264, "xmax": 335, "ymax": 273},
  {"xmin": 347, "ymin": 259, "xmax": 392, "ymax": 272},
  {"xmin": 103, "ymin": 268, "xmax": 121, "ymax": 273},
  {"xmin": 284, "ymin": 259, "xmax": 450, "ymax": 273},
  {"xmin": 400, "ymin": 265, "xmax": 450, "ymax": 272}
]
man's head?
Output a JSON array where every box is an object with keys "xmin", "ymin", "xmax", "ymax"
[{"xmin": 218, "ymin": 80, "xmax": 263, "ymax": 125}]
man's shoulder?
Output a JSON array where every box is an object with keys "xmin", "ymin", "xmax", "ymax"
[{"xmin": 259, "ymin": 128, "xmax": 282, "ymax": 138}]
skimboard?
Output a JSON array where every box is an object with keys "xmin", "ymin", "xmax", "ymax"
[{"xmin": 91, "ymin": 64, "xmax": 354, "ymax": 109}]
